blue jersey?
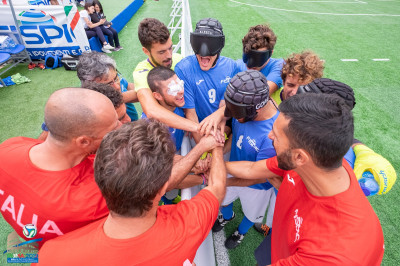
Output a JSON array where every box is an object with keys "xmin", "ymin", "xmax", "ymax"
[
  {"xmin": 344, "ymin": 147, "xmax": 356, "ymax": 169},
  {"xmin": 120, "ymin": 77, "xmax": 138, "ymax": 121},
  {"xmin": 230, "ymin": 111, "xmax": 279, "ymax": 190},
  {"xmin": 236, "ymin": 58, "xmax": 284, "ymax": 89},
  {"xmin": 141, "ymin": 107, "xmax": 185, "ymax": 151},
  {"xmin": 175, "ymin": 55, "xmax": 237, "ymax": 122}
]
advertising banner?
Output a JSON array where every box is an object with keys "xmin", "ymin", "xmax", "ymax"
[
  {"xmin": 0, "ymin": 1, "xmax": 74, "ymax": 6},
  {"xmin": 0, "ymin": 4, "xmax": 90, "ymax": 59}
]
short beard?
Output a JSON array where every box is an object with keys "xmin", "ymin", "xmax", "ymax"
[
  {"xmin": 277, "ymin": 149, "xmax": 296, "ymax": 171},
  {"xmin": 150, "ymin": 53, "xmax": 172, "ymax": 68}
]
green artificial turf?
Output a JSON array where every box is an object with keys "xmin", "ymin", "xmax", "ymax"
[{"xmin": 0, "ymin": 0, "xmax": 399, "ymax": 265}]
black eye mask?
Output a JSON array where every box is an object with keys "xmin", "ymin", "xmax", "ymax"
[{"xmin": 243, "ymin": 49, "xmax": 272, "ymax": 68}]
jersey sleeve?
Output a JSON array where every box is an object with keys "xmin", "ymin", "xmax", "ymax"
[
  {"xmin": 256, "ymin": 140, "xmax": 276, "ymax": 161},
  {"xmin": 133, "ymin": 68, "xmax": 150, "ymax": 93},
  {"xmin": 266, "ymin": 59, "xmax": 283, "ymax": 88},
  {"xmin": 343, "ymin": 147, "xmax": 355, "ymax": 169},
  {"xmin": 235, "ymin": 59, "xmax": 246, "ymax": 73},
  {"xmin": 266, "ymin": 156, "xmax": 285, "ymax": 177},
  {"xmin": 219, "ymin": 61, "xmax": 239, "ymax": 102},
  {"xmin": 119, "ymin": 77, "xmax": 129, "ymax": 92},
  {"xmin": 176, "ymin": 189, "xmax": 219, "ymax": 240},
  {"xmin": 271, "ymin": 88, "xmax": 283, "ymax": 106},
  {"xmin": 175, "ymin": 62, "xmax": 195, "ymax": 109}
]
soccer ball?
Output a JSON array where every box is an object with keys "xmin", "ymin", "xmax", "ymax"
[{"xmin": 23, "ymin": 224, "xmax": 37, "ymax": 238}]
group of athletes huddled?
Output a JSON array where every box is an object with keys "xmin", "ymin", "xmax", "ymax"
[{"xmin": 0, "ymin": 17, "xmax": 396, "ymax": 265}]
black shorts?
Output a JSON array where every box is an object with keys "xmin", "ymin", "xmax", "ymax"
[{"xmin": 254, "ymin": 233, "xmax": 272, "ymax": 266}]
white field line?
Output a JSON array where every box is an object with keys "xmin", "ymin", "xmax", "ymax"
[
  {"xmin": 372, "ymin": 58, "xmax": 390, "ymax": 61},
  {"xmin": 229, "ymin": 0, "xmax": 400, "ymax": 16},
  {"xmin": 213, "ymin": 230, "xmax": 231, "ymax": 266},
  {"xmin": 289, "ymin": 0, "xmax": 365, "ymax": 3}
]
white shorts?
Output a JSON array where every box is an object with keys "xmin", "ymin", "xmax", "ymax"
[{"xmin": 222, "ymin": 186, "xmax": 275, "ymax": 223}]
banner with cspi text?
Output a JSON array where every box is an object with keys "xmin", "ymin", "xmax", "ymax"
[{"xmin": 0, "ymin": 3, "xmax": 89, "ymax": 59}]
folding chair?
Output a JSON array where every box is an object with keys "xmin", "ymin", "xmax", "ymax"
[
  {"xmin": 0, "ymin": 44, "xmax": 31, "ymax": 64},
  {"xmin": 0, "ymin": 39, "xmax": 31, "ymax": 87},
  {"xmin": 0, "ymin": 52, "xmax": 11, "ymax": 87}
]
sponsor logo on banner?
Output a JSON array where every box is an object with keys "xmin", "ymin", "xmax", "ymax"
[
  {"xmin": 0, "ymin": 5, "xmax": 90, "ymax": 59},
  {"xmin": 28, "ymin": 0, "xmax": 51, "ymax": 6},
  {"xmin": 19, "ymin": 9, "xmax": 56, "ymax": 25}
]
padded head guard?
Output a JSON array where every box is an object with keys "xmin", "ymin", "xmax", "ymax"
[
  {"xmin": 190, "ymin": 18, "xmax": 225, "ymax": 57},
  {"xmin": 297, "ymin": 78, "xmax": 356, "ymax": 109},
  {"xmin": 224, "ymin": 70, "xmax": 270, "ymax": 122}
]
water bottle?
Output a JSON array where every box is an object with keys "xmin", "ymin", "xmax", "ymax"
[{"xmin": 358, "ymin": 171, "xmax": 379, "ymax": 196}]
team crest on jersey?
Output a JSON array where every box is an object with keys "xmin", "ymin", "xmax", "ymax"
[
  {"xmin": 196, "ymin": 79, "xmax": 204, "ymax": 85},
  {"xmin": 236, "ymin": 135, "xmax": 243, "ymax": 149},
  {"xmin": 287, "ymin": 174, "xmax": 295, "ymax": 186},
  {"xmin": 220, "ymin": 76, "xmax": 231, "ymax": 84}
]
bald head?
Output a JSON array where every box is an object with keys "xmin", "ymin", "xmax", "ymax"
[{"xmin": 45, "ymin": 88, "xmax": 117, "ymax": 142}]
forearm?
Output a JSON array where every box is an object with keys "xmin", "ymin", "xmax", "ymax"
[
  {"xmin": 88, "ymin": 21, "xmax": 102, "ymax": 28},
  {"xmin": 226, "ymin": 177, "xmax": 268, "ymax": 187},
  {"xmin": 226, "ymin": 160, "xmax": 259, "ymax": 179},
  {"xmin": 138, "ymin": 89, "xmax": 198, "ymax": 132},
  {"xmin": 226, "ymin": 160, "xmax": 282, "ymax": 189},
  {"xmin": 268, "ymin": 80, "xmax": 279, "ymax": 95},
  {"xmin": 168, "ymin": 145, "xmax": 209, "ymax": 190},
  {"xmin": 185, "ymin": 109, "xmax": 202, "ymax": 142},
  {"xmin": 121, "ymin": 90, "xmax": 138, "ymax": 103},
  {"xmin": 223, "ymin": 134, "xmax": 232, "ymax": 155},
  {"xmin": 174, "ymin": 175, "xmax": 203, "ymax": 189},
  {"xmin": 205, "ymin": 147, "xmax": 226, "ymax": 204}
]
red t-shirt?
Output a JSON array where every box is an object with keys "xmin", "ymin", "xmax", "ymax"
[
  {"xmin": 267, "ymin": 157, "xmax": 384, "ymax": 265},
  {"xmin": 35, "ymin": 189, "xmax": 219, "ymax": 266},
  {"xmin": 0, "ymin": 137, "xmax": 108, "ymax": 247}
]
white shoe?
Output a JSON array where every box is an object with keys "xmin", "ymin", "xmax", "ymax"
[
  {"xmin": 103, "ymin": 44, "xmax": 114, "ymax": 50},
  {"xmin": 102, "ymin": 47, "xmax": 112, "ymax": 54}
]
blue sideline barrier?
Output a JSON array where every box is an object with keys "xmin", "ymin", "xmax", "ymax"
[{"xmin": 89, "ymin": 0, "xmax": 144, "ymax": 52}]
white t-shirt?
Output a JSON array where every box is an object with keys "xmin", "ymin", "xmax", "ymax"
[{"xmin": 79, "ymin": 10, "xmax": 91, "ymax": 29}]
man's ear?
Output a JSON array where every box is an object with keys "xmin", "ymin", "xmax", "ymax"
[
  {"xmin": 292, "ymin": 148, "xmax": 310, "ymax": 167},
  {"xmin": 75, "ymin": 136, "xmax": 92, "ymax": 149},
  {"xmin": 158, "ymin": 181, "xmax": 169, "ymax": 197},
  {"xmin": 142, "ymin": 46, "xmax": 151, "ymax": 57},
  {"xmin": 153, "ymin": 91, "xmax": 163, "ymax": 102}
]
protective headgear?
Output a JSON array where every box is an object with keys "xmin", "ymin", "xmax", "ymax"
[
  {"xmin": 297, "ymin": 78, "xmax": 356, "ymax": 109},
  {"xmin": 243, "ymin": 49, "xmax": 272, "ymax": 69},
  {"xmin": 190, "ymin": 18, "xmax": 225, "ymax": 57},
  {"xmin": 224, "ymin": 70, "xmax": 269, "ymax": 122}
]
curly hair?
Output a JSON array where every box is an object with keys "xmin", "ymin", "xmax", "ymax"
[
  {"xmin": 83, "ymin": 82, "xmax": 124, "ymax": 109},
  {"xmin": 242, "ymin": 24, "xmax": 277, "ymax": 53},
  {"xmin": 281, "ymin": 51, "xmax": 324, "ymax": 84},
  {"xmin": 138, "ymin": 18, "xmax": 170, "ymax": 51},
  {"xmin": 94, "ymin": 119, "xmax": 176, "ymax": 217}
]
